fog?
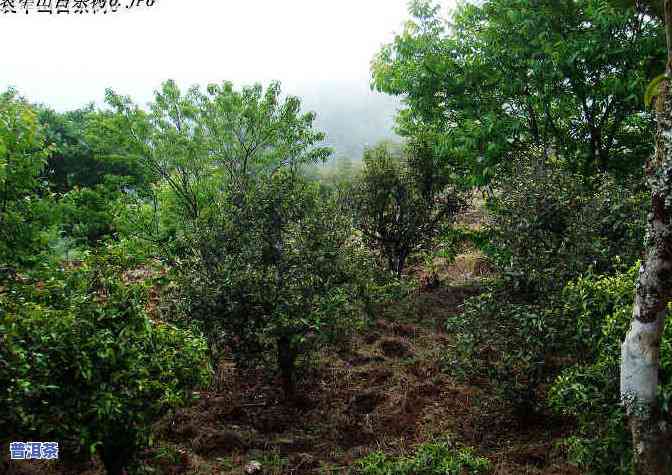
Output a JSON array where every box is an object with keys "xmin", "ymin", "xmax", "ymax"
[{"xmin": 0, "ymin": 0, "xmax": 455, "ymax": 158}]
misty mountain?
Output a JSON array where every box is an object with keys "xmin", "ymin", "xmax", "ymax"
[{"xmin": 289, "ymin": 80, "xmax": 401, "ymax": 161}]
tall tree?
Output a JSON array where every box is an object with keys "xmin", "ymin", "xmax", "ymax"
[
  {"xmin": 372, "ymin": 0, "xmax": 665, "ymax": 184},
  {"xmin": 620, "ymin": 1, "xmax": 672, "ymax": 473},
  {"xmin": 107, "ymin": 80, "xmax": 330, "ymax": 225},
  {"xmin": 38, "ymin": 106, "xmax": 148, "ymax": 194}
]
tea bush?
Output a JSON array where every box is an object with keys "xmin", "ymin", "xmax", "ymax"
[
  {"xmin": 488, "ymin": 161, "xmax": 646, "ymax": 297},
  {"xmin": 445, "ymin": 289, "xmax": 573, "ymax": 413},
  {"xmin": 352, "ymin": 142, "xmax": 465, "ymax": 276},
  {"xmin": 0, "ymin": 90, "xmax": 59, "ymax": 268},
  {"xmin": 450, "ymin": 160, "xmax": 648, "ymax": 414},
  {"xmin": 174, "ymin": 173, "xmax": 372, "ymax": 397},
  {"xmin": 0, "ymin": 257, "xmax": 211, "ymax": 475},
  {"xmin": 549, "ymin": 264, "xmax": 672, "ymax": 474}
]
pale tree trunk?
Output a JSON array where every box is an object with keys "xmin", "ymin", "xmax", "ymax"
[{"xmin": 620, "ymin": 4, "xmax": 672, "ymax": 472}]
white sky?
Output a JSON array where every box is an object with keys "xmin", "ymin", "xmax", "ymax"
[{"xmin": 0, "ymin": 0, "xmax": 430, "ymax": 110}]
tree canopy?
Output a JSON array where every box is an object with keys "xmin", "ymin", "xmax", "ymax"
[{"xmin": 372, "ymin": 0, "xmax": 666, "ymax": 184}]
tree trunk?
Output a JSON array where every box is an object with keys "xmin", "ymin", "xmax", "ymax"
[
  {"xmin": 100, "ymin": 441, "xmax": 133, "ymax": 475},
  {"xmin": 621, "ymin": 5, "xmax": 672, "ymax": 469},
  {"xmin": 392, "ymin": 249, "xmax": 408, "ymax": 277},
  {"xmin": 621, "ymin": 278, "xmax": 670, "ymax": 473},
  {"xmin": 277, "ymin": 335, "xmax": 297, "ymax": 400}
]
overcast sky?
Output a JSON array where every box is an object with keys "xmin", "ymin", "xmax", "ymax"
[{"xmin": 0, "ymin": 0, "xmax": 436, "ymax": 110}]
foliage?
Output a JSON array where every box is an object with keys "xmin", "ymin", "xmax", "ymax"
[
  {"xmin": 372, "ymin": 0, "xmax": 665, "ymax": 185},
  {"xmin": 112, "ymin": 180, "xmax": 189, "ymax": 261},
  {"xmin": 107, "ymin": 80, "xmax": 330, "ymax": 225},
  {"xmin": 108, "ymin": 79, "xmax": 333, "ymax": 263},
  {"xmin": 487, "ymin": 160, "xmax": 647, "ymax": 297},
  {"xmin": 436, "ymin": 225, "xmax": 495, "ymax": 263},
  {"xmin": 0, "ymin": 90, "xmax": 58, "ymax": 266},
  {"xmin": 38, "ymin": 106, "xmax": 148, "ymax": 193},
  {"xmin": 356, "ymin": 441, "xmax": 491, "ymax": 475},
  {"xmin": 175, "ymin": 173, "xmax": 370, "ymax": 396},
  {"xmin": 351, "ymin": 141, "xmax": 465, "ymax": 275},
  {"xmin": 0, "ymin": 255, "xmax": 211, "ymax": 474},
  {"xmin": 549, "ymin": 264, "xmax": 672, "ymax": 474},
  {"xmin": 58, "ymin": 180, "xmax": 122, "ymax": 246},
  {"xmin": 38, "ymin": 106, "xmax": 150, "ymax": 246},
  {"xmin": 446, "ymin": 160, "xmax": 646, "ymax": 412},
  {"xmin": 109, "ymin": 80, "xmax": 370, "ymax": 397},
  {"xmin": 445, "ymin": 289, "xmax": 573, "ymax": 413}
]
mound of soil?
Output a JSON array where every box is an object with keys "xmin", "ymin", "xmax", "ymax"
[
  {"xmin": 192, "ymin": 429, "xmax": 246, "ymax": 455},
  {"xmin": 347, "ymin": 390, "xmax": 386, "ymax": 415},
  {"xmin": 378, "ymin": 337, "xmax": 413, "ymax": 358}
]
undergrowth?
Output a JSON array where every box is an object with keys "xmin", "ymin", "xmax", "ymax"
[{"xmin": 356, "ymin": 441, "xmax": 491, "ymax": 475}]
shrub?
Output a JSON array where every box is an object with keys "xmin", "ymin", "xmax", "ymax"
[
  {"xmin": 352, "ymin": 141, "xmax": 465, "ymax": 276},
  {"xmin": 110, "ymin": 80, "xmax": 377, "ymax": 399},
  {"xmin": 445, "ymin": 289, "xmax": 573, "ymax": 413},
  {"xmin": 488, "ymin": 160, "xmax": 646, "ymax": 297},
  {"xmin": 549, "ymin": 264, "xmax": 672, "ymax": 474},
  {"xmin": 175, "ymin": 173, "xmax": 369, "ymax": 397},
  {"xmin": 0, "ymin": 257, "xmax": 211, "ymax": 475},
  {"xmin": 356, "ymin": 441, "xmax": 491, "ymax": 475},
  {"xmin": 444, "ymin": 160, "xmax": 647, "ymax": 417}
]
